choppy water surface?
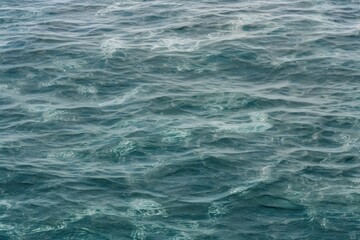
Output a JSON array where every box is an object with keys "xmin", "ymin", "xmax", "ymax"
[{"xmin": 1, "ymin": 0, "xmax": 360, "ymax": 239}]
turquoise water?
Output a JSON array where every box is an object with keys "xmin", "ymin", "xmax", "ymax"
[{"xmin": 1, "ymin": 0, "xmax": 360, "ymax": 239}]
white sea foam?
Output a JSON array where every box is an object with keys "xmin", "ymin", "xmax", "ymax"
[
  {"xmin": 47, "ymin": 150, "xmax": 76, "ymax": 160},
  {"xmin": 131, "ymin": 223, "xmax": 148, "ymax": 240},
  {"xmin": 0, "ymin": 84, "xmax": 8, "ymax": 90},
  {"xmin": 0, "ymin": 223, "xmax": 14, "ymax": 231},
  {"xmin": 152, "ymin": 37, "xmax": 201, "ymax": 52},
  {"xmin": 31, "ymin": 222, "xmax": 67, "ymax": 233},
  {"xmin": 340, "ymin": 133, "xmax": 359, "ymax": 151},
  {"xmin": 42, "ymin": 109, "xmax": 78, "ymax": 122},
  {"xmin": 96, "ymin": 2, "xmax": 122, "ymax": 16},
  {"xmin": 258, "ymin": 165, "xmax": 272, "ymax": 180},
  {"xmin": 161, "ymin": 128, "xmax": 191, "ymax": 143},
  {"xmin": 127, "ymin": 199, "xmax": 167, "ymax": 217},
  {"xmin": 77, "ymin": 85, "xmax": 97, "ymax": 95},
  {"xmin": 208, "ymin": 202, "xmax": 228, "ymax": 221},
  {"xmin": 229, "ymin": 185, "xmax": 249, "ymax": 195},
  {"xmin": 0, "ymin": 200, "xmax": 11, "ymax": 210},
  {"xmin": 40, "ymin": 80, "xmax": 57, "ymax": 87},
  {"xmin": 145, "ymin": 159, "xmax": 166, "ymax": 180},
  {"xmin": 0, "ymin": 84, "xmax": 20, "ymax": 95},
  {"xmin": 171, "ymin": 232, "xmax": 194, "ymax": 240},
  {"xmin": 98, "ymin": 87, "xmax": 140, "ymax": 107},
  {"xmin": 110, "ymin": 139, "xmax": 136, "ymax": 158},
  {"xmin": 215, "ymin": 113, "xmax": 272, "ymax": 134},
  {"xmin": 52, "ymin": 58, "xmax": 86, "ymax": 71},
  {"xmin": 96, "ymin": 2, "xmax": 148, "ymax": 16},
  {"xmin": 101, "ymin": 37, "xmax": 126, "ymax": 57}
]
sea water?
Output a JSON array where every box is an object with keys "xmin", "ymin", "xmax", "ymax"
[{"xmin": 1, "ymin": 0, "xmax": 360, "ymax": 239}]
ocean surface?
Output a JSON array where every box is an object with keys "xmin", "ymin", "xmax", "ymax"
[{"xmin": 1, "ymin": 0, "xmax": 360, "ymax": 239}]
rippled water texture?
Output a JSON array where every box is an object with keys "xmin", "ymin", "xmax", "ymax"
[{"xmin": 1, "ymin": 0, "xmax": 360, "ymax": 239}]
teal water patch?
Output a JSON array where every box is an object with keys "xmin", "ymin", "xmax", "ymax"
[{"xmin": 1, "ymin": 0, "xmax": 360, "ymax": 239}]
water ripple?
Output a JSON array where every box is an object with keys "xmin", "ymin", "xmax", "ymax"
[{"xmin": 1, "ymin": 0, "xmax": 360, "ymax": 239}]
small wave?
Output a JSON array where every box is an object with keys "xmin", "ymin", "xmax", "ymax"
[
  {"xmin": 151, "ymin": 37, "xmax": 201, "ymax": 52},
  {"xmin": 47, "ymin": 150, "xmax": 77, "ymax": 161},
  {"xmin": 96, "ymin": 2, "xmax": 122, "ymax": 16},
  {"xmin": 98, "ymin": 87, "xmax": 141, "ymax": 107},
  {"xmin": 215, "ymin": 112, "xmax": 272, "ymax": 134},
  {"xmin": 52, "ymin": 58, "xmax": 86, "ymax": 71},
  {"xmin": 30, "ymin": 222, "xmax": 67, "ymax": 234},
  {"xmin": 0, "ymin": 223, "xmax": 14, "ymax": 231},
  {"xmin": 77, "ymin": 85, "xmax": 97, "ymax": 95},
  {"xmin": 109, "ymin": 139, "xmax": 136, "ymax": 159},
  {"xmin": 161, "ymin": 128, "xmax": 191, "ymax": 143},
  {"xmin": 255, "ymin": 195, "xmax": 303, "ymax": 210},
  {"xmin": 208, "ymin": 202, "xmax": 228, "ymax": 221},
  {"xmin": 42, "ymin": 109, "xmax": 79, "ymax": 122},
  {"xmin": 0, "ymin": 200, "xmax": 11, "ymax": 210}
]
